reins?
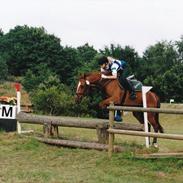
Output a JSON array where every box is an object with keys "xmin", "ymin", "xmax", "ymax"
[{"xmin": 97, "ymin": 79, "xmax": 113, "ymax": 89}]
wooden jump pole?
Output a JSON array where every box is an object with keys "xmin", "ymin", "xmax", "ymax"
[
  {"xmin": 17, "ymin": 112, "xmax": 143, "ymax": 143},
  {"xmin": 107, "ymin": 106, "xmax": 183, "ymax": 115},
  {"xmin": 36, "ymin": 137, "xmax": 124, "ymax": 152},
  {"xmin": 17, "ymin": 112, "xmax": 143, "ymax": 131},
  {"xmin": 14, "ymin": 83, "xmax": 21, "ymax": 134},
  {"xmin": 108, "ymin": 129, "xmax": 183, "ymax": 140}
]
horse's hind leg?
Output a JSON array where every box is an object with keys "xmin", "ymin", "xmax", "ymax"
[
  {"xmin": 133, "ymin": 111, "xmax": 144, "ymax": 124},
  {"xmin": 148, "ymin": 113, "xmax": 160, "ymax": 146},
  {"xmin": 133, "ymin": 112, "xmax": 152, "ymax": 145}
]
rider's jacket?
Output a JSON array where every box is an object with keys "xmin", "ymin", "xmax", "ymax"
[{"xmin": 101, "ymin": 59, "xmax": 127, "ymax": 75}]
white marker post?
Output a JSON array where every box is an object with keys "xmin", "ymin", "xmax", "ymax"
[
  {"xmin": 142, "ymin": 86, "xmax": 152, "ymax": 148},
  {"xmin": 15, "ymin": 83, "xmax": 21, "ymax": 134}
]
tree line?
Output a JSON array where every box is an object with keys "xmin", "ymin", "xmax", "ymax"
[{"xmin": 0, "ymin": 25, "xmax": 182, "ymax": 116}]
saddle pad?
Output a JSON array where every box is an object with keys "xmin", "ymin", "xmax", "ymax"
[{"xmin": 130, "ymin": 79, "xmax": 143, "ymax": 91}]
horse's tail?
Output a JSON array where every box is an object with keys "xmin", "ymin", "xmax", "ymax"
[{"xmin": 155, "ymin": 94, "xmax": 164, "ymax": 133}]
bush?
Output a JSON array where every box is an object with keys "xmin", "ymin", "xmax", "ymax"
[
  {"xmin": 32, "ymin": 86, "xmax": 74, "ymax": 115},
  {"xmin": 22, "ymin": 64, "xmax": 57, "ymax": 93},
  {"xmin": 31, "ymin": 85, "xmax": 103, "ymax": 117}
]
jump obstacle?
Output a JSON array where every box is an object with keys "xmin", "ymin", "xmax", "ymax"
[
  {"xmin": 107, "ymin": 104, "xmax": 183, "ymax": 158},
  {"xmin": 17, "ymin": 112, "xmax": 143, "ymax": 145},
  {"xmin": 13, "ymin": 83, "xmax": 144, "ymax": 152},
  {"xmin": 10, "ymin": 83, "xmax": 183, "ymax": 157},
  {"xmin": 17, "ymin": 105, "xmax": 183, "ymax": 158}
]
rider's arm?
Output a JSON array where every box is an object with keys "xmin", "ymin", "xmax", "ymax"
[
  {"xmin": 101, "ymin": 64, "xmax": 118, "ymax": 79},
  {"xmin": 101, "ymin": 62, "xmax": 118, "ymax": 79},
  {"xmin": 100, "ymin": 68, "xmax": 106, "ymax": 72},
  {"xmin": 101, "ymin": 73, "xmax": 117, "ymax": 79}
]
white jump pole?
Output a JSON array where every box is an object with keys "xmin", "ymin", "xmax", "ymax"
[
  {"xmin": 14, "ymin": 83, "xmax": 33, "ymax": 134},
  {"xmin": 14, "ymin": 83, "xmax": 21, "ymax": 134},
  {"xmin": 142, "ymin": 86, "xmax": 152, "ymax": 148}
]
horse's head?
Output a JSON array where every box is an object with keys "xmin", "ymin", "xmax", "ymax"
[{"xmin": 75, "ymin": 72, "xmax": 101, "ymax": 103}]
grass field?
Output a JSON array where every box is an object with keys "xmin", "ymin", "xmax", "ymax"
[{"xmin": 0, "ymin": 103, "xmax": 183, "ymax": 183}]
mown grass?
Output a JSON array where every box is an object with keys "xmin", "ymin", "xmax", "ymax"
[
  {"xmin": 0, "ymin": 132, "xmax": 183, "ymax": 183},
  {"xmin": 1, "ymin": 103, "xmax": 183, "ymax": 182}
]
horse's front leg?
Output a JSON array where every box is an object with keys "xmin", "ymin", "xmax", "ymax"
[
  {"xmin": 99, "ymin": 97, "xmax": 122, "ymax": 121},
  {"xmin": 99, "ymin": 97, "xmax": 116, "ymax": 109}
]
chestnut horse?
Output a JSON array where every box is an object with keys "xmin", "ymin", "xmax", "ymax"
[{"xmin": 75, "ymin": 72, "xmax": 164, "ymax": 145}]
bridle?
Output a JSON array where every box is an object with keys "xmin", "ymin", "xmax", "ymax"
[
  {"xmin": 76, "ymin": 79, "xmax": 92, "ymax": 98},
  {"xmin": 76, "ymin": 73, "xmax": 113, "ymax": 99}
]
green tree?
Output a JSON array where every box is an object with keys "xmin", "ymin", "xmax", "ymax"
[
  {"xmin": 142, "ymin": 41, "xmax": 178, "ymax": 99},
  {"xmin": 143, "ymin": 41, "xmax": 177, "ymax": 75},
  {"xmin": 120, "ymin": 46, "xmax": 140, "ymax": 77},
  {"xmin": 160, "ymin": 63, "xmax": 183, "ymax": 102},
  {"xmin": 22, "ymin": 64, "xmax": 57, "ymax": 93},
  {"xmin": 53, "ymin": 46, "xmax": 80, "ymax": 86},
  {"xmin": 0, "ymin": 56, "xmax": 8, "ymax": 81},
  {"xmin": 175, "ymin": 35, "xmax": 183, "ymax": 61},
  {"xmin": 72, "ymin": 44, "xmax": 98, "ymax": 87},
  {"xmin": 0, "ymin": 29, "xmax": 3, "ymax": 37},
  {"xmin": 99, "ymin": 44, "xmax": 122, "ymax": 59},
  {"xmin": 0, "ymin": 25, "xmax": 62, "ymax": 76},
  {"xmin": 77, "ymin": 43, "xmax": 97, "ymax": 64}
]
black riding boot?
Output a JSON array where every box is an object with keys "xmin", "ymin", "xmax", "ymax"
[
  {"xmin": 126, "ymin": 80, "xmax": 136, "ymax": 100},
  {"xmin": 119, "ymin": 74, "xmax": 136, "ymax": 100},
  {"xmin": 129, "ymin": 87, "xmax": 136, "ymax": 100}
]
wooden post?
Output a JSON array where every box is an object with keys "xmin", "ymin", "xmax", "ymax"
[
  {"xmin": 52, "ymin": 125, "xmax": 59, "ymax": 138},
  {"xmin": 108, "ymin": 102, "xmax": 115, "ymax": 158},
  {"xmin": 46, "ymin": 123, "xmax": 59, "ymax": 138},
  {"xmin": 96, "ymin": 125, "xmax": 108, "ymax": 144},
  {"xmin": 43, "ymin": 123, "xmax": 49, "ymax": 138}
]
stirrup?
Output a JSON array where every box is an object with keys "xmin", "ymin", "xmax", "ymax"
[{"xmin": 130, "ymin": 92, "xmax": 136, "ymax": 100}]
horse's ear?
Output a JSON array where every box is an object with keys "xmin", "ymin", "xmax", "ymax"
[
  {"xmin": 81, "ymin": 73, "xmax": 86, "ymax": 79},
  {"xmin": 80, "ymin": 73, "xmax": 88, "ymax": 79},
  {"xmin": 79, "ymin": 73, "xmax": 84, "ymax": 79}
]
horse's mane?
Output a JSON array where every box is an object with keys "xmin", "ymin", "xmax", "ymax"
[
  {"xmin": 80, "ymin": 71, "xmax": 113, "ymax": 79},
  {"xmin": 79, "ymin": 72, "xmax": 101, "ymax": 79}
]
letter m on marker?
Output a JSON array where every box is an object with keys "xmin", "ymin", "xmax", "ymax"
[{"xmin": 2, "ymin": 106, "xmax": 13, "ymax": 117}]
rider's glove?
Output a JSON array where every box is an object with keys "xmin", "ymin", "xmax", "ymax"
[{"xmin": 101, "ymin": 74, "xmax": 108, "ymax": 79}]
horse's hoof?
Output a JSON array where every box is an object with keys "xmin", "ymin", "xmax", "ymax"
[{"xmin": 153, "ymin": 143, "xmax": 159, "ymax": 148}]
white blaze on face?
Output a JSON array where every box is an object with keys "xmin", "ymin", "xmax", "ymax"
[
  {"xmin": 76, "ymin": 81, "xmax": 81, "ymax": 93},
  {"xmin": 86, "ymin": 80, "xmax": 90, "ymax": 85}
]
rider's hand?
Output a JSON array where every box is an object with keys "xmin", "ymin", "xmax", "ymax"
[{"xmin": 101, "ymin": 74, "xmax": 108, "ymax": 79}]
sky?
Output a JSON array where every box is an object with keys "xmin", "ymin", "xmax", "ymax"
[{"xmin": 0, "ymin": 0, "xmax": 183, "ymax": 55}]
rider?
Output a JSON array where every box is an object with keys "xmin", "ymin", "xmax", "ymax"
[{"xmin": 98, "ymin": 56, "xmax": 137, "ymax": 100}]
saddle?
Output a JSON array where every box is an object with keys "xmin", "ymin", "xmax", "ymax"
[
  {"xmin": 127, "ymin": 75, "xmax": 143, "ymax": 91},
  {"xmin": 118, "ymin": 75, "xmax": 143, "ymax": 91}
]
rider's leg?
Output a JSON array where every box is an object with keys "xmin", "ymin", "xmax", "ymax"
[
  {"xmin": 115, "ymin": 110, "xmax": 123, "ymax": 122},
  {"xmin": 119, "ymin": 73, "xmax": 136, "ymax": 100},
  {"xmin": 127, "ymin": 80, "xmax": 136, "ymax": 100}
]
